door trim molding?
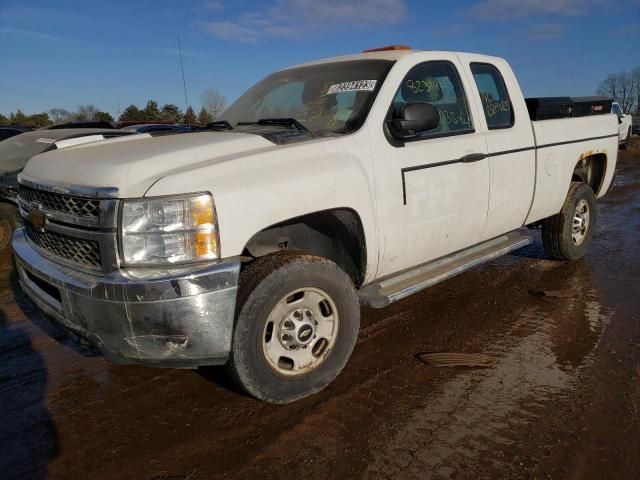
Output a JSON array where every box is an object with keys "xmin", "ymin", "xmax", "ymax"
[{"xmin": 400, "ymin": 132, "xmax": 618, "ymax": 205}]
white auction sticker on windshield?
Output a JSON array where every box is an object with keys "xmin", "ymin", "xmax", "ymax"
[
  {"xmin": 326, "ymin": 80, "xmax": 377, "ymax": 95},
  {"xmin": 35, "ymin": 138, "xmax": 56, "ymax": 144}
]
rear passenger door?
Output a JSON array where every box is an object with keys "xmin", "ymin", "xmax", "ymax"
[{"xmin": 465, "ymin": 61, "xmax": 536, "ymax": 240}]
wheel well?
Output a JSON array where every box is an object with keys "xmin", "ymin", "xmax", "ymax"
[
  {"xmin": 242, "ymin": 208, "xmax": 367, "ymax": 287},
  {"xmin": 572, "ymin": 153, "xmax": 607, "ymax": 195}
]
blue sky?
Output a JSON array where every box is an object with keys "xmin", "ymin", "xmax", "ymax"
[{"xmin": 1, "ymin": 0, "xmax": 638, "ymax": 117}]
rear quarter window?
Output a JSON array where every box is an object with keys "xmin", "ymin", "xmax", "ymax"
[{"xmin": 470, "ymin": 63, "xmax": 514, "ymax": 129}]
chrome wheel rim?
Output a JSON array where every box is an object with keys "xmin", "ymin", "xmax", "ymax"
[
  {"xmin": 262, "ymin": 287, "xmax": 339, "ymax": 376},
  {"xmin": 572, "ymin": 199, "xmax": 590, "ymax": 246}
]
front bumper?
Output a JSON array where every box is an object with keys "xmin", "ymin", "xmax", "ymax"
[{"xmin": 13, "ymin": 228, "xmax": 240, "ymax": 368}]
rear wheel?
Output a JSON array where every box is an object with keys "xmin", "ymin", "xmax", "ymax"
[
  {"xmin": 226, "ymin": 253, "xmax": 360, "ymax": 404},
  {"xmin": 542, "ymin": 182, "xmax": 597, "ymax": 260},
  {"xmin": 620, "ymin": 127, "xmax": 631, "ymax": 150}
]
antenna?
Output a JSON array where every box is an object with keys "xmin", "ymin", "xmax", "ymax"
[{"xmin": 177, "ymin": 34, "xmax": 190, "ymax": 126}]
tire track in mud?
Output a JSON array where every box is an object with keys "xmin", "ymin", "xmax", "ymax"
[
  {"xmin": 360, "ymin": 173, "xmax": 640, "ymax": 480},
  {"xmin": 220, "ymin": 256, "xmax": 577, "ymax": 479},
  {"xmin": 362, "ymin": 289, "xmax": 613, "ymax": 479},
  {"xmin": 220, "ymin": 365, "xmax": 395, "ymax": 480}
]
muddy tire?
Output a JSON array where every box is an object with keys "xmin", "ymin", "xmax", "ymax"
[
  {"xmin": 542, "ymin": 182, "xmax": 597, "ymax": 261},
  {"xmin": 226, "ymin": 253, "xmax": 360, "ymax": 404},
  {"xmin": 627, "ymin": 128, "xmax": 632, "ymax": 148},
  {"xmin": 0, "ymin": 203, "xmax": 21, "ymax": 251},
  {"xmin": 620, "ymin": 127, "xmax": 631, "ymax": 150}
]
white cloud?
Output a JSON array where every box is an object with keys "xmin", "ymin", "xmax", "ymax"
[
  {"xmin": 465, "ymin": 0, "xmax": 605, "ymax": 20},
  {"xmin": 281, "ymin": 0, "xmax": 406, "ymax": 25},
  {"xmin": 199, "ymin": 0, "xmax": 407, "ymax": 42},
  {"xmin": 203, "ymin": 1, "xmax": 223, "ymax": 13},
  {"xmin": 199, "ymin": 21, "xmax": 263, "ymax": 43},
  {"xmin": 0, "ymin": 26, "xmax": 65, "ymax": 42}
]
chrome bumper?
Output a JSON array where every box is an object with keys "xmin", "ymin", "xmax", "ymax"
[{"xmin": 13, "ymin": 228, "xmax": 240, "ymax": 368}]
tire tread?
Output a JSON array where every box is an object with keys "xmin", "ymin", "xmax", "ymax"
[
  {"xmin": 542, "ymin": 182, "xmax": 596, "ymax": 260},
  {"xmin": 226, "ymin": 252, "xmax": 359, "ymax": 403}
]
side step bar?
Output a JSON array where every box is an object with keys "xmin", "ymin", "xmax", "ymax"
[{"xmin": 359, "ymin": 232, "xmax": 532, "ymax": 308}]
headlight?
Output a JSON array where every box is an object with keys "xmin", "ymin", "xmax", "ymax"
[{"xmin": 120, "ymin": 193, "xmax": 219, "ymax": 266}]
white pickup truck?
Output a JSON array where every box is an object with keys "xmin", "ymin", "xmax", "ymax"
[
  {"xmin": 13, "ymin": 47, "xmax": 618, "ymax": 403},
  {"xmin": 612, "ymin": 101, "xmax": 633, "ymax": 149}
]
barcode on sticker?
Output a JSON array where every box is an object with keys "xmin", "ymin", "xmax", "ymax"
[{"xmin": 326, "ymin": 80, "xmax": 377, "ymax": 95}]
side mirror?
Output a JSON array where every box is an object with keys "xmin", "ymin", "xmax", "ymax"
[{"xmin": 388, "ymin": 103, "xmax": 440, "ymax": 140}]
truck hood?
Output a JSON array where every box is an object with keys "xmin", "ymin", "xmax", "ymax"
[{"xmin": 21, "ymin": 132, "xmax": 276, "ymax": 197}]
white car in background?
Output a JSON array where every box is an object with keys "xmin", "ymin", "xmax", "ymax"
[
  {"xmin": 0, "ymin": 129, "xmax": 142, "ymax": 249},
  {"xmin": 612, "ymin": 102, "xmax": 632, "ymax": 149}
]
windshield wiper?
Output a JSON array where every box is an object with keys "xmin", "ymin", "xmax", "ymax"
[
  {"xmin": 203, "ymin": 120, "xmax": 233, "ymax": 130},
  {"xmin": 237, "ymin": 118, "xmax": 310, "ymax": 133}
]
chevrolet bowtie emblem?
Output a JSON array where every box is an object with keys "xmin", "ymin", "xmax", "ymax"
[{"xmin": 29, "ymin": 203, "xmax": 48, "ymax": 232}]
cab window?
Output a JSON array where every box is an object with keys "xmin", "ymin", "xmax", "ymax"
[
  {"xmin": 390, "ymin": 61, "xmax": 473, "ymax": 138},
  {"xmin": 470, "ymin": 63, "xmax": 514, "ymax": 129},
  {"xmin": 612, "ymin": 103, "xmax": 622, "ymax": 117}
]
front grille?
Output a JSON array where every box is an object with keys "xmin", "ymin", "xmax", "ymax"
[
  {"xmin": 25, "ymin": 224, "xmax": 102, "ymax": 269},
  {"xmin": 19, "ymin": 184, "xmax": 101, "ymax": 219}
]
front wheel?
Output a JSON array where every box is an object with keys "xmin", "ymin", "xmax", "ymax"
[
  {"xmin": 226, "ymin": 253, "xmax": 360, "ymax": 404},
  {"xmin": 542, "ymin": 182, "xmax": 597, "ymax": 260}
]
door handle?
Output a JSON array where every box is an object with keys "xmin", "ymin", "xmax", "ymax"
[{"xmin": 459, "ymin": 153, "xmax": 488, "ymax": 163}]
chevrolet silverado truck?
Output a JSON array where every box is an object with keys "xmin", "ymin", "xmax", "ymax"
[{"xmin": 13, "ymin": 47, "xmax": 618, "ymax": 403}]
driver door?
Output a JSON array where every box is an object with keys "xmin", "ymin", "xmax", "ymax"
[{"xmin": 370, "ymin": 59, "xmax": 490, "ymax": 277}]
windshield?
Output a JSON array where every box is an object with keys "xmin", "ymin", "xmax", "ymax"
[
  {"xmin": 0, "ymin": 134, "xmax": 55, "ymax": 173},
  {"xmin": 219, "ymin": 59, "xmax": 393, "ymax": 136}
]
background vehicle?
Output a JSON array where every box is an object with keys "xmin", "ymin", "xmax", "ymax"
[
  {"xmin": 120, "ymin": 123, "xmax": 191, "ymax": 134},
  {"xmin": 0, "ymin": 125, "xmax": 31, "ymax": 142},
  {"xmin": 612, "ymin": 102, "xmax": 632, "ymax": 148},
  {"xmin": 116, "ymin": 120, "xmax": 174, "ymax": 129},
  {"xmin": 44, "ymin": 120, "xmax": 115, "ymax": 130},
  {"xmin": 12, "ymin": 48, "xmax": 618, "ymax": 403},
  {"xmin": 0, "ymin": 128, "xmax": 139, "ymax": 249},
  {"xmin": 632, "ymin": 117, "xmax": 640, "ymax": 136}
]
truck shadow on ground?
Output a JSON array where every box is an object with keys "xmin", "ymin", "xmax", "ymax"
[
  {"xmin": 197, "ymin": 366, "xmax": 249, "ymax": 396},
  {"xmin": 0, "ymin": 264, "xmax": 59, "ymax": 480}
]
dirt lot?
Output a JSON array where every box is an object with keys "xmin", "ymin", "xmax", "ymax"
[{"xmin": 1, "ymin": 139, "xmax": 639, "ymax": 480}]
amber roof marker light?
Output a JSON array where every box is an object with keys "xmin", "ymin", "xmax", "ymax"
[{"xmin": 362, "ymin": 45, "xmax": 412, "ymax": 53}]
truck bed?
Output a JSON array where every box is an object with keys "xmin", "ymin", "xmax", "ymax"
[{"xmin": 526, "ymin": 112, "xmax": 619, "ymax": 223}]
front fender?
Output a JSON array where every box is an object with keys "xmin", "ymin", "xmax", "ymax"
[{"xmin": 145, "ymin": 133, "xmax": 379, "ymax": 282}]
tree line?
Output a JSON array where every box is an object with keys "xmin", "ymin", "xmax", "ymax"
[
  {"xmin": 0, "ymin": 89, "xmax": 226, "ymax": 129},
  {"xmin": 597, "ymin": 66, "xmax": 640, "ymax": 114}
]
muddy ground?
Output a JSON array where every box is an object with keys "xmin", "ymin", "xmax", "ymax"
[{"xmin": 1, "ymin": 139, "xmax": 639, "ymax": 480}]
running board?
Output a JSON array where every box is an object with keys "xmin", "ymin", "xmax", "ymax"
[{"xmin": 359, "ymin": 232, "xmax": 532, "ymax": 308}]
